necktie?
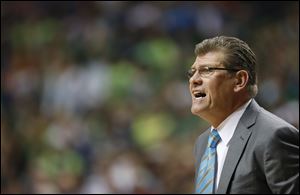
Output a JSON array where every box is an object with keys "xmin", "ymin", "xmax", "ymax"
[{"xmin": 195, "ymin": 129, "xmax": 221, "ymax": 194}]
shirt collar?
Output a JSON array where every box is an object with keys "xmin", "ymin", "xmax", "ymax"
[{"xmin": 211, "ymin": 99, "xmax": 252, "ymax": 146}]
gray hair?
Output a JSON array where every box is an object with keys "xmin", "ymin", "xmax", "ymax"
[{"xmin": 195, "ymin": 36, "xmax": 258, "ymax": 97}]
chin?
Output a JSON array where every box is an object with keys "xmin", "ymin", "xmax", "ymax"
[{"xmin": 191, "ymin": 106, "xmax": 205, "ymax": 116}]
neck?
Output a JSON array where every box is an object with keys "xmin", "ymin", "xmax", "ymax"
[{"xmin": 205, "ymin": 98, "xmax": 251, "ymax": 128}]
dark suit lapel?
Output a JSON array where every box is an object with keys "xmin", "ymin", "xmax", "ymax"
[
  {"xmin": 216, "ymin": 125, "xmax": 252, "ymax": 194},
  {"xmin": 216, "ymin": 100, "xmax": 260, "ymax": 194},
  {"xmin": 195, "ymin": 130, "xmax": 210, "ymax": 169}
]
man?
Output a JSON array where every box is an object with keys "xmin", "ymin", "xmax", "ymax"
[{"xmin": 189, "ymin": 36, "xmax": 299, "ymax": 194}]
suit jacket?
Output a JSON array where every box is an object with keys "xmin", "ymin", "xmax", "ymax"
[{"xmin": 194, "ymin": 100, "xmax": 299, "ymax": 194}]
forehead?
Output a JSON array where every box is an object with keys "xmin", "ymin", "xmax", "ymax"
[{"xmin": 192, "ymin": 51, "xmax": 225, "ymax": 68}]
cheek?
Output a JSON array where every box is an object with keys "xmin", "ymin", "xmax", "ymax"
[
  {"xmin": 209, "ymin": 81, "xmax": 232, "ymax": 99},
  {"xmin": 208, "ymin": 80, "xmax": 222, "ymax": 93},
  {"xmin": 206, "ymin": 76, "xmax": 234, "ymax": 99}
]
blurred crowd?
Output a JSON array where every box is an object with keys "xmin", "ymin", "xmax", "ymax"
[{"xmin": 1, "ymin": 1, "xmax": 299, "ymax": 194}]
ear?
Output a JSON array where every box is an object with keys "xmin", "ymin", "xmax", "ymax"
[{"xmin": 233, "ymin": 70, "xmax": 249, "ymax": 92}]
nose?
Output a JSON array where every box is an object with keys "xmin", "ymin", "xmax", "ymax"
[{"xmin": 189, "ymin": 71, "xmax": 203, "ymax": 86}]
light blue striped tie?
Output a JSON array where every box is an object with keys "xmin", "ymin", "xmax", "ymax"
[{"xmin": 195, "ymin": 129, "xmax": 221, "ymax": 194}]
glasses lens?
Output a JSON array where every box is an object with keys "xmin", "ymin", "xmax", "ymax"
[{"xmin": 187, "ymin": 69, "xmax": 195, "ymax": 78}]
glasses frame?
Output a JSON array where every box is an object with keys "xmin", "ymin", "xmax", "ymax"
[{"xmin": 187, "ymin": 66, "xmax": 241, "ymax": 79}]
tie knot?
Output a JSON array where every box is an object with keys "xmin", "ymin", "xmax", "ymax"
[{"xmin": 209, "ymin": 129, "xmax": 221, "ymax": 148}]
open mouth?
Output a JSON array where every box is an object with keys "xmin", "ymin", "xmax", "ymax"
[{"xmin": 194, "ymin": 92, "xmax": 206, "ymax": 99}]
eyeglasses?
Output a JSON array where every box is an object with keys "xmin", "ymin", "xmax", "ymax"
[{"xmin": 187, "ymin": 66, "xmax": 241, "ymax": 79}]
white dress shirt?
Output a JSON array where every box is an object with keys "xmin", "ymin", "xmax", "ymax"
[{"xmin": 211, "ymin": 99, "xmax": 252, "ymax": 191}]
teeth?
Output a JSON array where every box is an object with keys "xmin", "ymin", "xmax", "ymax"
[
  {"xmin": 195, "ymin": 94, "xmax": 201, "ymax": 98},
  {"xmin": 194, "ymin": 92, "xmax": 205, "ymax": 98}
]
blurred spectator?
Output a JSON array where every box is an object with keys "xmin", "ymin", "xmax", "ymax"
[{"xmin": 1, "ymin": 1, "xmax": 298, "ymax": 193}]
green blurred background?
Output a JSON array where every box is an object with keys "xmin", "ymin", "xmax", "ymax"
[{"xmin": 1, "ymin": 1, "xmax": 299, "ymax": 193}]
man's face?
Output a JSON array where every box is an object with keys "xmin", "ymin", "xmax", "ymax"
[{"xmin": 189, "ymin": 51, "xmax": 236, "ymax": 120}]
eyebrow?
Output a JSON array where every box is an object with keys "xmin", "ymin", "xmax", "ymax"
[{"xmin": 191, "ymin": 64, "xmax": 220, "ymax": 69}]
